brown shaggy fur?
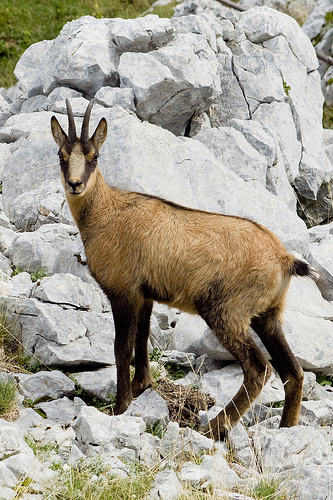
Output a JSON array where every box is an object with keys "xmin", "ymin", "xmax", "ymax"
[{"xmin": 51, "ymin": 100, "xmax": 315, "ymax": 439}]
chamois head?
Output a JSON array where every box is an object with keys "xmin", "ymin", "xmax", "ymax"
[{"xmin": 51, "ymin": 99, "xmax": 107, "ymax": 196}]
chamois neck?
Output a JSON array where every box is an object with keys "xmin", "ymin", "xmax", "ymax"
[{"xmin": 66, "ymin": 167, "xmax": 111, "ymax": 231}]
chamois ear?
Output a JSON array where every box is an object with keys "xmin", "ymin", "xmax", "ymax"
[
  {"xmin": 51, "ymin": 116, "xmax": 68, "ymax": 148},
  {"xmin": 91, "ymin": 118, "xmax": 107, "ymax": 151}
]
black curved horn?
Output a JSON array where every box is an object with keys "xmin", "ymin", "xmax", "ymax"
[
  {"xmin": 66, "ymin": 99, "xmax": 77, "ymax": 143},
  {"xmin": 80, "ymin": 99, "xmax": 94, "ymax": 143}
]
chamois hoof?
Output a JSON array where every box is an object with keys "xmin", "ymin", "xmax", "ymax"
[
  {"xmin": 131, "ymin": 378, "xmax": 153, "ymax": 398},
  {"xmin": 114, "ymin": 398, "xmax": 132, "ymax": 415},
  {"xmin": 203, "ymin": 418, "xmax": 228, "ymax": 442}
]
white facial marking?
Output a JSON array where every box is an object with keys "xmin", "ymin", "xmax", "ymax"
[{"xmin": 68, "ymin": 143, "xmax": 86, "ymax": 183}]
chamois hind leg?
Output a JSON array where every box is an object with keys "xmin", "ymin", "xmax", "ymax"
[
  {"xmin": 131, "ymin": 300, "xmax": 154, "ymax": 397},
  {"xmin": 203, "ymin": 323, "xmax": 272, "ymax": 440},
  {"xmin": 111, "ymin": 296, "xmax": 138, "ymax": 415},
  {"xmin": 251, "ymin": 308, "xmax": 304, "ymax": 428}
]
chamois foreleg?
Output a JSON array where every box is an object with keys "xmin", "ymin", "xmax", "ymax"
[
  {"xmin": 251, "ymin": 309, "xmax": 304, "ymax": 428},
  {"xmin": 132, "ymin": 300, "xmax": 154, "ymax": 397},
  {"xmin": 111, "ymin": 295, "xmax": 138, "ymax": 414}
]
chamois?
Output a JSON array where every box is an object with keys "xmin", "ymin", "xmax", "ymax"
[{"xmin": 51, "ymin": 99, "xmax": 315, "ymax": 439}]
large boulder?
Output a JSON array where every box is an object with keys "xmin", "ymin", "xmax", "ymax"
[{"xmin": 0, "ymin": 273, "xmax": 115, "ymax": 367}]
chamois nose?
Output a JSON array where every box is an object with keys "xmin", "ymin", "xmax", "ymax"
[{"xmin": 68, "ymin": 180, "xmax": 83, "ymax": 193}]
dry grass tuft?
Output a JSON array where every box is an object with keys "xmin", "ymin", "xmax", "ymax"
[{"xmin": 157, "ymin": 378, "xmax": 215, "ymax": 430}]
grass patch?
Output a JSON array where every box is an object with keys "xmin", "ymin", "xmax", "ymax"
[
  {"xmin": 12, "ymin": 266, "xmax": 50, "ymax": 282},
  {"xmin": 146, "ymin": 420, "xmax": 167, "ymax": 439},
  {"xmin": 283, "ymin": 80, "xmax": 291, "ymax": 96},
  {"xmin": 165, "ymin": 363, "xmax": 186, "ymax": 381},
  {"xmin": 323, "ymin": 104, "xmax": 333, "ymax": 129},
  {"xmin": 43, "ymin": 458, "xmax": 157, "ymax": 500},
  {"xmin": 149, "ymin": 346, "xmax": 162, "ymax": 362},
  {"xmin": 250, "ymin": 476, "xmax": 290, "ymax": 500},
  {"xmin": 272, "ymin": 400, "xmax": 284, "ymax": 408},
  {"xmin": 177, "ymin": 488, "xmax": 216, "ymax": 500},
  {"xmin": 0, "ymin": 311, "xmax": 45, "ymax": 373},
  {"xmin": 0, "ymin": 375, "xmax": 19, "ymax": 419},
  {"xmin": 316, "ymin": 373, "xmax": 333, "ymax": 387},
  {"xmin": 13, "ymin": 477, "xmax": 36, "ymax": 497},
  {"xmin": 25, "ymin": 436, "xmax": 59, "ymax": 461},
  {"xmin": 0, "ymin": 0, "xmax": 177, "ymax": 89}
]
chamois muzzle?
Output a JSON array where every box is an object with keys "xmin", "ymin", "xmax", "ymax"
[{"xmin": 68, "ymin": 180, "xmax": 83, "ymax": 193}]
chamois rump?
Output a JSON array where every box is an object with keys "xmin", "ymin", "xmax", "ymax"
[{"xmin": 51, "ymin": 99, "xmax": 315, "ymax": 439}]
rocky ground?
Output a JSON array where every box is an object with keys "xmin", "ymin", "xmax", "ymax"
[{"xmin": 0, "ymin": 0, "xmax": 333, "ymax": 498}]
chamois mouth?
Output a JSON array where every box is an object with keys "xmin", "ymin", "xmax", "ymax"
[{"xmin": 67, "ymin": 189, "xmax": 85, "ymax": 196}]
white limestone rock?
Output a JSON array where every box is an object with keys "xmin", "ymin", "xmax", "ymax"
[
  {"xmin": 279, "ymin": 465, "xmax": 333, "ymax": 500},
  {"xmin": 25, "ymin": 17, "xmax": 118, "ymax": 96},
  {"xmin": 124, "ymin": 389, "xmax": 169, "ymax": 427},
  {"xmin": 0, "ymin": 143, "xmax": 12, "ymax": 181},
  {"xmin": 94, "ymin": 87, "xmax": 135, "ymax": 112},
  {"xmin": 109, "ymin": 15, "xmax": 175, "ymax": 53},
  {"xmin": 75, "ymin": 366, "xmax": 117, "ymax": 402},
  {"xmin": 159, "ymin": 421, "xmax": 214, "ymax": 460},
  {"xmin": 14, "ymin": 39, "xmax": 53, "ymax": 95},
  {"xmin": 160, "ymin": 350, "xmax": 195, "ymax": 368},
  {"xmin": 5, "ymin": 223, "xmax": 78, "ymax": 274},
  {"xmin": 238, "ymin": 7, "xmax": 318, "ymax": 71},
  {"xmin": 283, "ymin": 277, "xmax": 333, "ymax": 375},
  {"xmin": 31, "ymin": 272, "xmax": 110, "ymax": 312},
  {"xmin": 180, "ymin": 453, "xmax": 242, "ymax": 490},
  {"xmin": 194, "ymin": 127, "xmax": 268, "ymax": 186},
  {"xmin": 227, "ymin": 422, "xmax": 257, "ymax": 469},
  {"xmin": 300, "ymin": 399, "xmax": 333, "ymax": 426},
  {"xmin": 0, "ymin": 487, "xmax": 15, "ymax": 500},
  {"xmin": 52, "ymin": 234, "xmax": 94, "ymax": 284},
  {"xmin": 307, "ymin": 234, "xmax": 333, "ymax": 301},
  {"xmin": 72, "ymin": 405, "xmax": 146, "ymax": 459},
  {"xmin": 35, "ymin": 397, "xmax": 85, "ymax": 426},
  {"xmin": 139, "ymin": 432, "xmax": 160, "ymax": 467},
  {"xmin": 302, "ymin": 0, "xmax": 333, "ymax": 40},
  {"xmin": 1, "ymin": 292, "xmax": 116, "ymax": 367},
  {"xmin": 238, "ymin": 0, "xmax": 315, "ymax": 25},
  {"xmin": 16, "ymin": 370, "xmax": 76, "ymax": 402},
  {"xmin": 148, "ymin": 470, "xmax": 183, "ymax": 500},
  {"xmin": 249, "ymin": 425, "xmax": 333, "ymax": 472},
  {"xmin": 0, "ymin": 226, "xmax": 18, "ymax": 254},
  {"xmin": 11, "ymin": 180, "xmax": 73, "ymax": 232},
  {"xmin": 119, "ymin": 32, "xmax": 220, "ymax": 136},
  {"xmin": 0, "ymin": 419, "xmax": 39, "ymax": 489}
]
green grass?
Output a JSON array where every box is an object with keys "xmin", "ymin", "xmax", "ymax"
[
  {"xmin": 0, "ymin": 0, "xmax": 177, "ymax": 89},
  {"xmin": 282, "ymin": 80, "xmax": 291, "ymax": 96},
  {"xmin": 165, "ymin": 363, "xmax": 186, "ymax": 380},
  {"xmin": 12, "ymin": 266, "xmax": 50, "ymax": 282},
  {"xmin": 316, "ymin": 373, "xmax": 333, "ymax": 387},
  {"xmin": 323, "ymin": 104, "xmax": 333, "ymax": 129},
  {"xmin": 0, "ymin": 312, "xmax": 43, "ymax": 372},
  {"xmin": 43, "ymin": 458, "xmax": 157, "ymax": 500},
  {"xmin": 149, "ymin": 346, "xmax": 162, "ymax": 362},
  {"xmin": 0, "ymin": 375, "xmax": 18, "ymax": 418},
  {"xmin": 250, "ymin": 476, "xmax": 290, "ymax": 500}
]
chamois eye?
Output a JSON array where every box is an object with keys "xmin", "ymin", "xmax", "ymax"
[
  {"xmin": 93, "ymin": 153, "xmax": 99, "ymax": 161},
  {"xmin": 58, "ymin": 151, "xmax": 64, "ymax": 160}
]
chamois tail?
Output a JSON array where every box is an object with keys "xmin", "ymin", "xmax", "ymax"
[{"xmin": 290, "ymin": 257, "xmax": 319, "ymax": 282}]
